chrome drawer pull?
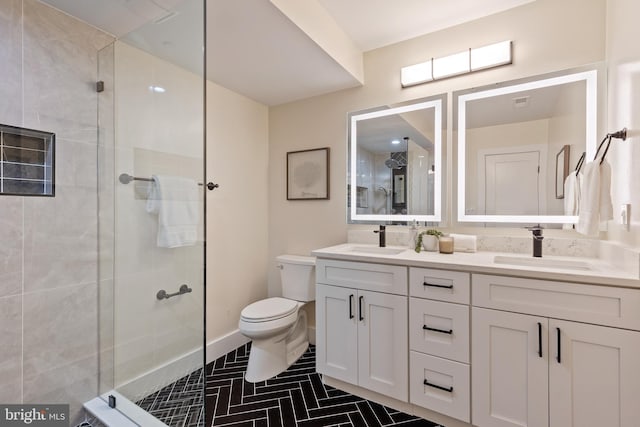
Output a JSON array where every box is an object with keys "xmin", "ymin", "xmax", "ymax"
[
  {"xmin": 424, "ymin": 379, "xmax": 453, "ymax": 393},
  {"xmin": 423, "ymin": 325, "xmax": 453, "ymax": 335}
]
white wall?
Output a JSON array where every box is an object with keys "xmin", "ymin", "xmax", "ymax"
[
  {"xmin": 205, "ymin": 81, "xmax": 269, "ymax": 342},
  {"xmin": 606, "ymin": 0, "xmax": 640, "ymax": 247},
  {"xmin": 268, "ymin": 0, "xmax": 607, "ymax": 297}
]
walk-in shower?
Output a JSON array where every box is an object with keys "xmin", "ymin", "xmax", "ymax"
[{"xmin": 97, "ymin": 1, "xmax": 206, "ymax": 425}]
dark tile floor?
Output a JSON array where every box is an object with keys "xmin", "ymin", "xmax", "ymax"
[{"xmin": 137, "ymin": 344, "xmax": 443, "ymax": 427}]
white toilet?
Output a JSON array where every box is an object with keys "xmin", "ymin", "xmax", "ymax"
[{"xmin": 239, "ymin": 254, "xmax": 316, "ymax": 383}]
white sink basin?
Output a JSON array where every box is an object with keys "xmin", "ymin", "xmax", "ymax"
[
  {"xmin": 345, "ymin": 245, "xmax": 406, "ymax": 255},
  {"xmin": 493, "ymin": 255, "xmax": 592, "ymax": 271}
]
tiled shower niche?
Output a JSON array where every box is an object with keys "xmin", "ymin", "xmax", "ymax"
[{"xmin": 0, "ymin": 124, "xmax": 55, "ymax": 196}]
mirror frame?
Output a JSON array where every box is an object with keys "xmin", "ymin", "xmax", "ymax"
[
  {"xmin": 456, "ymin": 68, "xmax": 599, "ymax": 224},
  {"xmin": 348, "ymin": 96, "xmax": 444, "ymax": 223}
]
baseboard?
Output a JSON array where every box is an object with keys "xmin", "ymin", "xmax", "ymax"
[
  {"xmin": 206, "ymin": 327, "xmax": 315, "ymax": 363},
  {"xmin": 206, "ymin": 329, "xmax": 251, "ymax": 364},
  {"xmin": 116, "ymin": 348, "xmax": 202, "ymax": 402},
  {"xmin": 112, "ymin": 328, "xmax": 308, "ymax": 404}
]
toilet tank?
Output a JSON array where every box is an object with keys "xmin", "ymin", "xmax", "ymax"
[{"xmin": 277, "ymin": 254, "xmax": 316, "ymax": 302}]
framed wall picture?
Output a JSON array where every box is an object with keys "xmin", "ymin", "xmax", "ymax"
[{"xmin": 287, "ymin": 147, "xmax": 329, "ymax": 200}]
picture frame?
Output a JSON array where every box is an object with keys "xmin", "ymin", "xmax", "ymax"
[
  {"xmin": 555, "ymin": 144, "xmax": 570, "ymax": 199},
  {"xmin": 287, "ymin": 147, "xmax": 330, "ymax": 200}
]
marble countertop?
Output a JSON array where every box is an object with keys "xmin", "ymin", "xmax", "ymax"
[{"xmin": 311, "ymin": 243, "xmax": 640, "ymax": 288}]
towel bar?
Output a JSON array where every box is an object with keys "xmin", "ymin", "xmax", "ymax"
[
  {"xmin": 157, "ymin": 284, "xmax": 192, "ymax": 300},
  {"xmin": 118, "ymin": 173, "xmax": 220, "ymax": 190}
]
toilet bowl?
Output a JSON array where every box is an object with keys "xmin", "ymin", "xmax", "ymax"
[{"xmin": 239, "ymin": 255, "xmax": 315, "ymax": 383}]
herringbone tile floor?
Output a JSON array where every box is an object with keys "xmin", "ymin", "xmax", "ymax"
[{"xmin": 138, "ymin": 343, "xmax": 443, "ymax": 427}]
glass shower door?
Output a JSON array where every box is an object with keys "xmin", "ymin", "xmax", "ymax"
[{"xmin": 98, "ymin": 1, "xmax": 206, "ymax": 425}]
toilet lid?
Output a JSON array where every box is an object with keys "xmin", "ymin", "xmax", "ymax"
[{"xmin": 241, "ymin": 297, "xmax": 298, "ymax": 322}]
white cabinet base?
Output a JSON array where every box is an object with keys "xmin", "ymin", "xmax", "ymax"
[
  {"xmin": 410, "ymin": 351, "xmax": 470, "ymax": 422},
  {"xmin": 549, "ymin": 319, "xmax": 640, "ymax": 427},
  {"xmin": 323, "ymin": 375, "xmax": 474, "ymax": 427}
]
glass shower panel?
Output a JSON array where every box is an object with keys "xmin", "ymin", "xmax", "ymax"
[{"xmin": 98, "ymin": 1, "xmax": 205, "ymax": 425}]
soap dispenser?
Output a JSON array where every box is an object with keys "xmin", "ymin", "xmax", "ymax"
[{"xmin": 408, "ymin": 220, "xmax": 418, "ymax": 249}]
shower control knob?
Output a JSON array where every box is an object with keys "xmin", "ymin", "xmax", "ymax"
[{"xmin": 206, "ymin": 182, "xmax": 219, "ymax": 191}]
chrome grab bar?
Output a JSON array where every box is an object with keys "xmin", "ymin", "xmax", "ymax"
[{"xmin": 157, "ymin": 284, "xmax": 192, "ymax": 300}]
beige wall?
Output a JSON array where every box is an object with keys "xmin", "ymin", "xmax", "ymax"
[
  {"xmin": 205, "ymin": 81, "xmax": 270, "ymax": 342},
  {"xmin": 0, "ymin": 0, "xmax": 113, "ymax": 422},
  {"xmin": 606, "ymin": 0, "xmax": 640, "ymax": 247},
  {"xmin": 268, "ymin": 0, "xmax": 607, "ymax": 296}
]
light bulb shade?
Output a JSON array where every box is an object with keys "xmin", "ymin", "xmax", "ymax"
[
  {"xmin": 401, "ymin": 60, "xmax": 433, "ymax": 87},
  {"xmin": 471, "ymin": 40, "xmax": 512, "ymax": 71},
  {"xmin": 400, "ymin": 40, "xmax": 513, "ymax": 87},
  {"xmin": 432, "ymin": 50, "xmax": 470, "ymax": 79}
]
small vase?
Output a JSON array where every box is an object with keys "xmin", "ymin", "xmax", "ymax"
[{"xmin": 422, "ymin": 235, "xmax": 439, "ymax": 252}]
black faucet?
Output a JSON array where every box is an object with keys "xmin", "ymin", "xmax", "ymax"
[
  {"xmin": 527, "ymin": 225, "xmax": 544, "ymax": 257},
  {"xmin": 374, "ymin": 225, "xmax": 386, "ymax": 247}
]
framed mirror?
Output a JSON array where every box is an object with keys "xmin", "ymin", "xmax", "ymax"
[
  {"xmin": 348, "ymin": 95, "xmax": 445, "ymax": 223},
  {"xmin": 455, "ymin": 65, "xmax": 602, "ymax": 225}
]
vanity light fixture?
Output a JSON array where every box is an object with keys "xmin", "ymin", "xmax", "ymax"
[{"xmin": 401, "ymin": 40, "xmax": 512, "ymax": 88}]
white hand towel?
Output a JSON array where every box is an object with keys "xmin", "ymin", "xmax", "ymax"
[
  {"xmin": 146, "ymin": 175, "xmax": 199, "ymax": 248},
  {"xmin": 562, "ymin": 171, "xmax": 581, "ymax": 229},
  {"xmin": 576, "ymin": 159, "xmax": 612, "ymax": 236},
  {"xmin": 449, "ymin": 233, "xmax": 477, "ymax": 253}
]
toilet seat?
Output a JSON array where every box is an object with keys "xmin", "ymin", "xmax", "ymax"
[{"xmin": 240, "ymin": 297, "xmax": 298, "ymax": 323}]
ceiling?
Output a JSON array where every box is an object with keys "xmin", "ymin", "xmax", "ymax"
[{"xmin": 40, "ymin": 0, "xmax": 535, "ymax": 105}]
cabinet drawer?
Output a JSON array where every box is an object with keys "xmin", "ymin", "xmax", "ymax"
[
  {"xmin": 410, "ymin": 351, "xmax": 470, "ymax": 423},
  {"xmin": 473, "ymin": 274, "xmax": 640, "ymax": 330},
  {"xmin": 316, "ymin": 259, "xmax": 407, "ymax": 295},
  {"xmin": 409, "ymin": 298, "xmax": 469, "ymax": 363},
  {"xmin": 409, "ymin": 267, "xmax": 470, "ymax": 304}
]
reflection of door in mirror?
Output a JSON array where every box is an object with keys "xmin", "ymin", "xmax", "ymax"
[{"xmin": 480, "ymin": 149, "xmax": 542, "ymax": 215}]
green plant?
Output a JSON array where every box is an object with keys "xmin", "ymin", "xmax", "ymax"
[{"xmin": 414, "ymin": 229, "xmax": 443, "ymax": 252}]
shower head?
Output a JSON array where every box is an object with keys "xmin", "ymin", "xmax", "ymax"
[{"xmin": 385, "ymin": 158, "xmax": 402, "ymax": 169}]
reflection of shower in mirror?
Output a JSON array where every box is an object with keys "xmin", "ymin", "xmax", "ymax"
[
  {"xmin": 377, "ymin": 186, "xmax": 389, "ymax": 196},
  {"xmin": 375, "ymin": 187, "xmax": 391, "ymax": 214}
]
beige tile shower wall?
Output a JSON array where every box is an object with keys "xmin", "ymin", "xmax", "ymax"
[
  {"xmin": 112, "ymin": 41, "xmax": 204, "ymax": 392},
  {"xmin": 268, "ymin": 0, "xmax": 607, "ymax": 297},
  {"xmin": 606, "ymin": 0, "xmax": 640, "ymax": 248},
  {"xmin": 205, "ymin": 81, "xmax": 269, "ymax": 343},
  {"xmin": 0, "ymin": 0, "xmax": 113, "ymax": 422}
]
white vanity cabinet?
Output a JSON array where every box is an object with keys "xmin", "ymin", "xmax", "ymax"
[
  {"xmin": 315, "ymin": 259, "xmax": 408, "ymax": 401},
  {"xmin": 472, "ymin": 274, "xmax": 640, "ymax": 427},
  {"xmin": 408, "ymin": 267, "xmax": 471, "ymax": 422}
]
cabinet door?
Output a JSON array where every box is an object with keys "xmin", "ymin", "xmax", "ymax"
[
  {"xmin": 316, "ymin": 284, "xmax": 358, "ymax": 384},
  {"xmin": 549, "ymin": 319, "xmax": 640, "ymax": 427},
  {"xmin": 357, "ymin": 290, "xmax": 408, "ymax": 401},
  {"xmin": 472, "ymin": 308, "xmax": 549, "ymax": 427}
]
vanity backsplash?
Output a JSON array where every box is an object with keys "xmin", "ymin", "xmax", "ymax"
[{"xmin": 348, "ymin": 228, "xmax": 595, "ymax": 257}]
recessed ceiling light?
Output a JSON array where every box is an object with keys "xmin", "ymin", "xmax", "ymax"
[
  {"xmin": 391, "ymin": 139, "xmax": 401, "ymax": 145},
  {"xmin": 149, "ymin": 86, "xmax": 166, "ymax": 93}
]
